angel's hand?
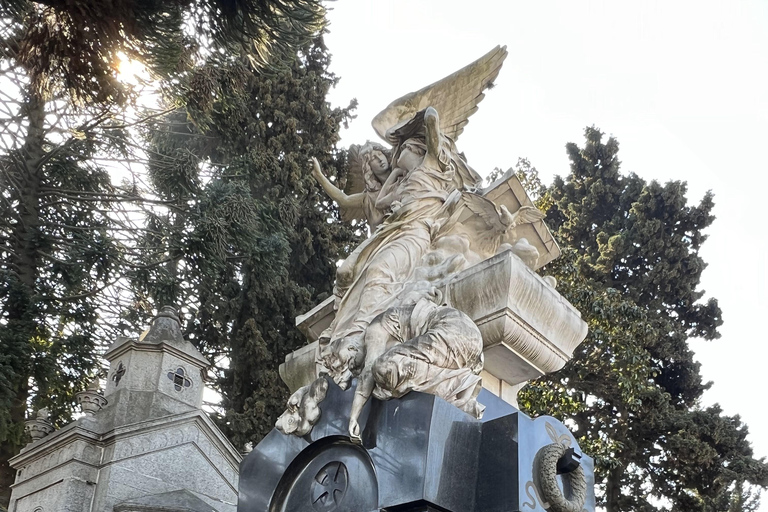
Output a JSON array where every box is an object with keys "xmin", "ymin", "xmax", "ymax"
[
  {"xmin": 349, "ymin": 418, "xmax": 362, "ymax": 444},
  {"xmin": 311, "ymin": 157, "xmax": 349, "ymax": 202},
  {"xmin": 425, "ymin": 106, "xmax": 439, "ymax": 126},
  {"xmin": 310, "ymin": 157, "xmax": 324, "ymax": 179},
  {"xmin": 391, "ymin": 166, "xmax": 406, "ymax": 179}
]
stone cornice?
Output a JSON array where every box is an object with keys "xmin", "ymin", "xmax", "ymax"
[
  {"xmin": 104, "ymin": 338, "xmax": 210, "ymax": 368},
  {"xmin": 10, "ymin": 410, "xmax": 241, "ymax": 476}
]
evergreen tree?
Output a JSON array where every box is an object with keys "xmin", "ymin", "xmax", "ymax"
[
  {"xmin": 130, "ymin": 39, "xmax": 360, "ymax": 448},
  {"xmin": 1, "ymin": 0, "xmax": 325, "ymax": 105},
  {"xmin": 0, "ymin": 54, "xmax": 144, "ymax": 507},
  {"xmin": 0, "ymin": 3, "xmax": 334, "ymax": 503},
  {"xmin": 518, "ymin": 127, "xmax": 768, "ymax": 511}
]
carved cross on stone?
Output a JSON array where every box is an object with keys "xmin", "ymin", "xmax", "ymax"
[
  {"xmin": 311, "ymin": 462, "xmax": 348, "ymax": 512},
  {"xmin": 111, "ymin": 362, "xmax": 126, "ymax": 386},
  {"xmin": 167, "ymin": 367, "xmax": 192, "ymax": 392}
]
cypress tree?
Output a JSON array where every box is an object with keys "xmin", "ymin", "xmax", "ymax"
[
  {"xmin": 131, "ymin": 39, "xmax": 360, "ymax": 448},
  {"xmin": 519, "ymin": 127, "xmax": 768, "ymax": 511}
]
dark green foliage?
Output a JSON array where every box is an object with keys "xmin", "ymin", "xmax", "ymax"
[
  {"xmin": 1, "ymin": 0, "xmax": 325, "ymax": 105},
  {"xmin": 0, "ymin": 1, "xmax": 328, "ymax": 504},
  {"xmin": 518, "ymin": 127, "xmax": 768, "ymax": 511},
  {"xmin": 130, "ymin": 39, "xmax": 360, "ymax": 448},
  {"xmin": 0, "ymin": 88, "xmax": 132, "ymax": 504}
]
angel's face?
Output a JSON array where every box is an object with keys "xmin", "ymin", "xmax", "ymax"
[
  {"xmin": 397, "ymin": 140, "xmax": 426, "ymax": 172},
  {"xmin": 368, "ymin": 150, "xmax": 390, "ymax": 182}
]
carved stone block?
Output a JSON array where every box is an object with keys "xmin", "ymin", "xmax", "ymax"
[{"xmin": 284, "ymin": 249, "xmax": 587, "ymax": 394}]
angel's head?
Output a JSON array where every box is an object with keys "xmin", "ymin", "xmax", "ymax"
[
  {"xmin": 395, "ymin": 138, "xmax": 427, "ymax": 172},
  {"xmin": 359, "ymin": 142, "xmax": 391, "ymax": 191},
  {"xmin": 320, "ymin": 333, "xmax": 365, "ymax": 389}
]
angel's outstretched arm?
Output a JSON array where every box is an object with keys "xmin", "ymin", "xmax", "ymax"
[
  {"xmin": 311, "ymin": 157, "xmax": 365, "ymax": 211},
  {"xmin": 374, "ymin": 166, "xmax": 405, "ymax": 211},
  {"xmin": 424, "ymin": 107, "xmax": 442, "ymax": 169}
]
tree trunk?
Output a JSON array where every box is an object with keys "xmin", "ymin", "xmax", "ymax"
[
  {"xmin": 0, "ymin": 90, "xmax": 46, "ymax": 508},
  {"xmin": 605, "ymin": 464, "xmax": 624, "ymax": 512}
]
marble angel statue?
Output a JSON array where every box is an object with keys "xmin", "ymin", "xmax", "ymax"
[
  {"xmin": 279, "ymin": 46, "xmax": 547, "ymax": 442},
  {"xmin": 311, "ymin": 142, "xmax": 393, "ymax": 231},
  {"xmin": 316, "ymin": 46, "xmax": 509, "ymax": 355}
]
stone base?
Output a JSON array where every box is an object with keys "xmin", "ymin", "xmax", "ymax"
[{"xmin": 238, "ymin": 380, "xmax": 595, "ymax": 512}]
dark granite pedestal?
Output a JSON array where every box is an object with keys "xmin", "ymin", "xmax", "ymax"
[{"xmin": 238, "ymin": 381, "xmax": 594, "ymax": 512}]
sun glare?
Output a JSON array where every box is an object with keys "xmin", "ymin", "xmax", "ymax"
[{"xmin": 115, "ymin": 52, "xmax": 148, "ymax": 86}]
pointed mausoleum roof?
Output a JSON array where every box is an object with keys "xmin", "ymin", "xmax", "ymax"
[
  {"xmin": 104, "ymin": 305, "xmax": 209, "ymax": 367},
  {"xmin": 8, "ymin": 306, "xmax": 240, "ymax": 512},
  {"xmin": 114, "ymin": 489, "xmax": 222, "ymax": 511}
]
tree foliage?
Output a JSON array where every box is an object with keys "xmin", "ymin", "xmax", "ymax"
[
  {"xmin": 0, "ymin": 50, "xmax": 148, "ymax": 507},
  {"xmin": 1, "ymin": 0, "xmax": 326, "ymax": 105},
  {"xmin": 0, "ymin": 1, "xmax": 329, "ymax": 506},
  {"xmin": 128, "ymin": 38, "xmax": 360, "ymax": 448},
  {"xmin": 518, "ymin": 127, "xmax": 768, "ymax": 511}
]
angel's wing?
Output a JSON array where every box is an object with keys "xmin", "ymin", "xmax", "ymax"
[
  {"xmin": 372, "ymin": 45, "xmax": 508, "ymax": 143},
  {"xmin": 344, "ymin": 144, "xmax": 366, "ymax": 195},
  {"xmin": 462, "ymin": 192, "xmax": 505, "ymax": 233}
]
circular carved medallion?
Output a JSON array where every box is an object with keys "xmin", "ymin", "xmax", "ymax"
[{"xmin": 272, "ymin": 439, "xmax": 377, "ymax": 512}]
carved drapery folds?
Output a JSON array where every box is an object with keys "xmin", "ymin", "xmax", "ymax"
[{"xmin": 279, "ymin": 46, "xmax": 587, "ymax": 442}]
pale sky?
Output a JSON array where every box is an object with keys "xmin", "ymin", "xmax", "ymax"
[{"xmin": 324, "ymin": 0, "xmax": 768, "ymax": 503}]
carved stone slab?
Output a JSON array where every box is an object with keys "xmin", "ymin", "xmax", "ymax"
[{"xmin": 438, "ymin": 249, "xmax": 587, "ymax": 384}]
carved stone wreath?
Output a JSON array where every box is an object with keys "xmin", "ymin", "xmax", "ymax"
[{"xmin": 533, "ymin": 442, "xmax": 587, "ymax": 512}]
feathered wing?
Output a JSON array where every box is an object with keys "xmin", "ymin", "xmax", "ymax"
[
  {"xmin": 461, "ymin": 192, "xmax": 505, "ymax": 233},
  {"xmin": 509, "ymin": 206, "xmax": 545, "ymax": 227},
  {"xmin": 371, "ymin": 45, "xmax": 508, "ymax": 142},
  {"xmin": 344, "ymin": 144, "xmax": 365, "ymax": 195}
]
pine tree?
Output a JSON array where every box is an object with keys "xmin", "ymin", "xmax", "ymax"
[
  {"xmin": 1, "ymin": 0, "xmax": 326, "ymax": 105},
  {"xmin": 0, "ymin": 57, "xmax": 142, "ymax": 508},
  {"xmin": 518, "ymin": 127, "xmax": 768, "ymax": 511},
  {"xmin": 130, "ymin": 39, "xmax": 360, "ymax": 448}
]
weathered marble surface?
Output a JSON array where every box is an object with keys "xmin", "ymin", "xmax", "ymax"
[
  {"xmin": 283, "ymin": 247, "xmax": 586, "ymax": 393},
  {"xmin": 279, "ymin": 47, "xmax": 588, "ymax": 439}
]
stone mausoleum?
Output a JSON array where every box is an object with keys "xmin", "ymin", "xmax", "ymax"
[{"xmin": 8, "ymin": 307, "xmax": 241, "ymax": 512}]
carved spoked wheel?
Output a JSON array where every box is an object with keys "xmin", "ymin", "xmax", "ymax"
[
  {"xmin": 534, "ymin": 443, "xmax": 588, "ymax": 512},
  {"xmin": 272, "ymin": 439, "xmax": 377, "ymax": 512}
]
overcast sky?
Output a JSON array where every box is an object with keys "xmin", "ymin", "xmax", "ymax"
[{"xmin": 323, "ymin": 0, "xmax": 768, "ymax": 502}]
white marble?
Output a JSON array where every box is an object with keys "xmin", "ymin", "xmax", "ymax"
[{"xmin": 279, "ymin": 47, "xmax": 587, "ymax": 438}]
